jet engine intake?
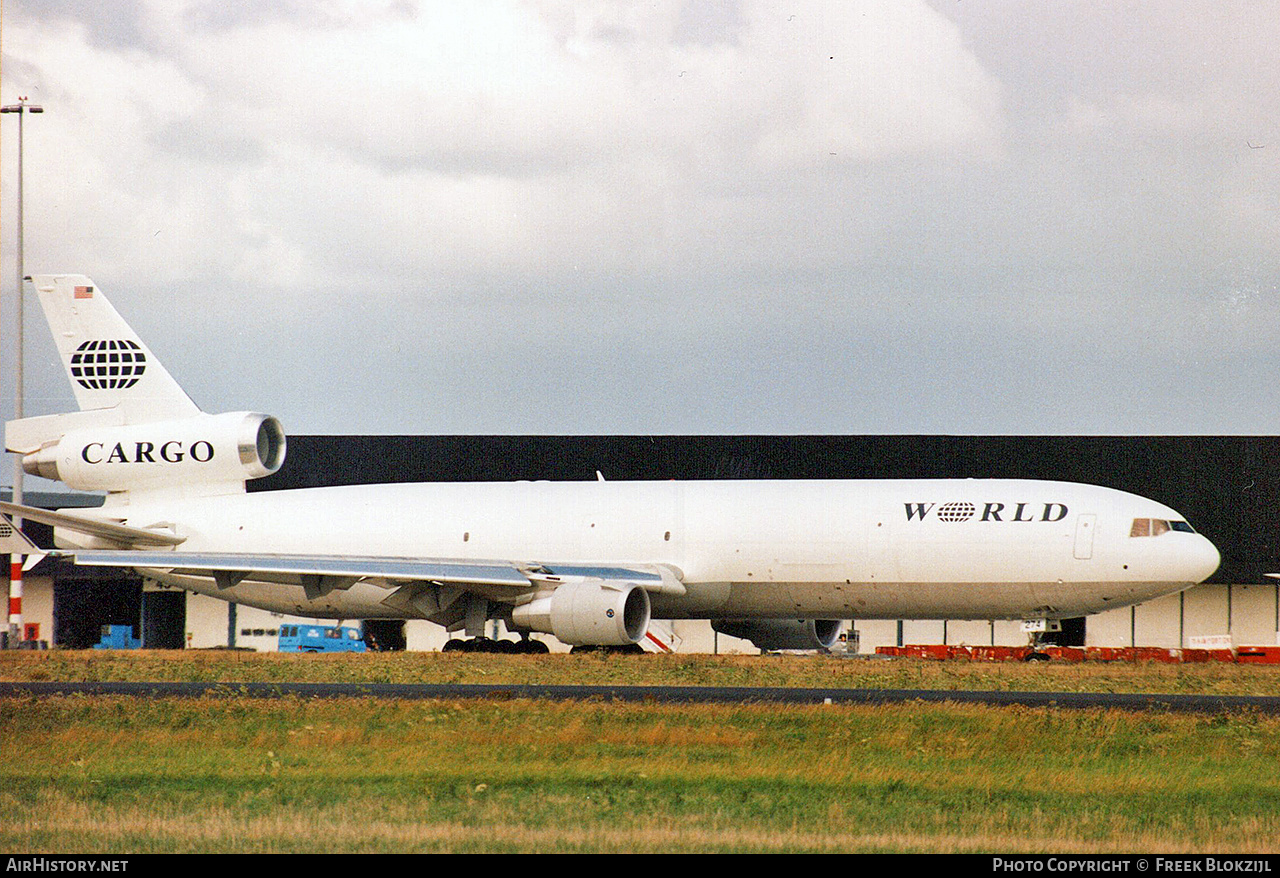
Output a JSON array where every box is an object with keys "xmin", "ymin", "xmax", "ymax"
[
  {"xmin": 711, "ymin": 618, "xmax": 842, "ymax": 651},
  {"xmin": 511, "ymin": 580, "xmax": 651, "ymax": 646}
]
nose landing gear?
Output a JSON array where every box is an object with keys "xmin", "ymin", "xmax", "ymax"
[{"xmin": 1021, "ymin": 618, "xmax": 1062, "ymax": 662}]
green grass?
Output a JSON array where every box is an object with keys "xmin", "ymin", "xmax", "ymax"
[
  {"xmin": 3, "ymin": 649, "xmax": 1279, "ymax": 695},
  {"xmin": 3, "ymin": 695, "xmax": 1279, "ymax": 852},
  {"xmin": 3, "ymin": 651, "xmax": 1279, "ymax": 852}
]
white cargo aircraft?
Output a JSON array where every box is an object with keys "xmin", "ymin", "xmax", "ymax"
[{"xmin": 1, "ymin": 275, "xmax": 1220, "ymax": 653}]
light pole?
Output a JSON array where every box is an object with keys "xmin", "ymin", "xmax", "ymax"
[{"xmin": 1, "ymin": 96, "xmax": 41, "ymax": 644}]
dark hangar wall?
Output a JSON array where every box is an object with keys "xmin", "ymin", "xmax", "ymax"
[{"xmin": 250, "ymin": 436, "xmax": 1280, "ymax": 585}]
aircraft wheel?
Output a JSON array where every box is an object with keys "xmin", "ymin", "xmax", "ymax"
[
  {"xmin": 442, "ymin": 639, "xmax": 467, "ymax": 653},
  {"xmin": 571, "ymin": 644, "xmax": 643, "ymax": 655},
  {"xmin": 1023, "ymin": 651, "xmax": 1051, "ymax": 662}
]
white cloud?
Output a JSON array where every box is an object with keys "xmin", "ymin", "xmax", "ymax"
[
  {"xmin": 4, "ymin": 0, "xmax": 1003, "ymax": 302},
  {"xmin": 3, "ymin": 1, "xmax": 1279, "ymax": 434}
]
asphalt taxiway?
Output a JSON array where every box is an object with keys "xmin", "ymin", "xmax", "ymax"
[{"xmin": 2, "ymin": 681, "xmax": 1278, "ymax": 713}]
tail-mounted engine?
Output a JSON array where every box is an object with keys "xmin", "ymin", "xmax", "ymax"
[{"xmin": 21, "ymin": 411, "xmax": 286, "ymax": 494}]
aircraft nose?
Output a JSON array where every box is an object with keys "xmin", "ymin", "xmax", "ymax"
[{"xmin": 1187, "ymin": 535, "xmax": 1221, "ymax": 583}]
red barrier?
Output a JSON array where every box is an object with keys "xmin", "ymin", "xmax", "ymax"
[
  {"xmin": 1044, "ymin": 646, "xmax": 1086, "ymax": 662},
  {"xmin": 1129, "ymin": 647, "xmax": 1183, "ymax": 663},
  {"xmin": 1180, "ymin": 648, "xmax": 1236, "ymax": 663},
  {"xmin": 900, "ymin": 644, "xmax": 957, "ymax": 660},
  {"xmin": 1236, "ymin": 646, "xmax": 1280, "ymax": 664},
  {"xmin": 969, "ymin": 645, "xmax": 1030, "ymax": 662},
  {"xmin": 873, "ymin": 643, "xmax": 1277, "ymax": 663}
]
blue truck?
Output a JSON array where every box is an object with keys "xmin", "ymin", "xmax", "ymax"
[
  {"xmin": 277, "ymin": 623, "xmax": 367, "ymax": 653},
  {"xmin": 93, "ymin": 624, "xmax": 141, "ymax": 650}
]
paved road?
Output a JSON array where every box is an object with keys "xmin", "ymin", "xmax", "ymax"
[{"xmin": 2, "ymin": 681, "xmax": 1278, "ymax": 713}]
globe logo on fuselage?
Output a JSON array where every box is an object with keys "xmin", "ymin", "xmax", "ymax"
[
  {"xmin": 70, "ymin": 340, "xmax": 147, "ymax": 390},
  {"xmin": 904, "ymin": 502, "xmax": 1070, "ymax": 523},
  {"xmin": 935, "ymin": 502, "xmax": 976, "ymax": 522}
]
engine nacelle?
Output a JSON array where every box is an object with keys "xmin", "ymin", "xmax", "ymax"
[
  {"xmin": 711, "ymin": 618, "xmax": 842, "ymax": 652},
  {"xmin": 511, "ymin": 581, "xmax": 651, "ymax": 646},
  {"xmin": 22, "ymin": 411, "xmax": 286, "ymax": 493}
]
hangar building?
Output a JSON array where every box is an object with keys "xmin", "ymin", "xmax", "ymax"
[{"xmin": 6, "ymin": 435, "xmax": 1279, "ymax": 653}]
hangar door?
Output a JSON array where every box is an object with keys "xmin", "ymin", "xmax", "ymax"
[
  {"xmin": 142, "ymin": 590, "xmax": 186, "ymax": 649},
  {"xmin": 54, "ymin": 575, "xmax": 142, "ymax": 649}
]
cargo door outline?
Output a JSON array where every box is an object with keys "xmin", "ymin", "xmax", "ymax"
[{"xmin": 1073, "ymin": 513, "xmax": 1096, "ymax": 560}]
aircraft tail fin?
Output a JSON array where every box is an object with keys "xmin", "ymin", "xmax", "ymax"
[{"xmin": 29, "ymin": 274, "xmax": 201, "ymax": 423}]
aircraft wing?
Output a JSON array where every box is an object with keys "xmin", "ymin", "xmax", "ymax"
[
  {"xmin": 57, "ymin": 550, "xmax": 683, "ymax": 600},
  {"xmin": 71, "ymin": 550, "xmax": 532, "ymax": 589},
  {"xmin": 3, "ymin": 498, "xmax": 686, "ymax": 609},
  {"xmin": 1, "ymin": 502, "xmax": 684, "ymax": 600}
]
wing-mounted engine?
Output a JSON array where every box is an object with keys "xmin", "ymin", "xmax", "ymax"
[
  {"xmin": 712, "ymin": 618, "xmax": 842, "ymax": 652},
  {"xmin": 18, "ymin": 411, "xmax": 286, "ymax": 495},
  {"xmin": 510, "ymin": 580, "xmax": 651, "ymax": 646}
]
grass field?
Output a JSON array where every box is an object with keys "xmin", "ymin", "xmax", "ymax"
[
  {"xmin": 2, "ymin": 651, "xmax": 1279, "ymax": 853},
  {"xmin": 4, "ymin": 648, "xmax": 1280, "ymax": 694}
]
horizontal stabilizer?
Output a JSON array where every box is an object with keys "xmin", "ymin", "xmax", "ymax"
[
  {"xmin": 6, "ymin": 407, "xmax": 125, "ymax": 454},
  {"xmin": 0, "ymin": 501, "xmax": 185, "ymax": 548},
  {"xmin": 0, "ymin": 515, "xmax": 45, "ymax": 566}
]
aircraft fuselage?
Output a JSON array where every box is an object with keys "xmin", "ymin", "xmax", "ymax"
[{"xmin": 78, "ymin": 477, "xmax": 1221, "ymax": 622}]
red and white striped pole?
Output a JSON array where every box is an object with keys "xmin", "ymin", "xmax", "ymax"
[{"xmin": 8, "ymin": 555, "xmax": 20, "ymax": 639}]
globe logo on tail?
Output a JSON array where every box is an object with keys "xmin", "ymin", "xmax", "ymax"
[{"xmin": 69, "ymin": 340, "xmax": 147, "ymax": 390}]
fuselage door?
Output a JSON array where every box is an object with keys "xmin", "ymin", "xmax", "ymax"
[{"xmin": 1073, "ymin": 513, "xmax": 1097, "ymax": 560}]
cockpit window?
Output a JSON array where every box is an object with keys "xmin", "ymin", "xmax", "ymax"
[{"xmin": 1131, "ymin": 517, "xmax": 1195, "ymax": 537}]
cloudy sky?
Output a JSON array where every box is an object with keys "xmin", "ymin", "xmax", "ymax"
[{"xmin": 1, "ymin": 1, "xmax": 1278, "ymax": 437}]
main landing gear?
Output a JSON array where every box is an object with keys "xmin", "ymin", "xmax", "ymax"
[
  {"xmin": 568, "ymin": 643, "xmax": 645, "ymax": 655},
  {"xmin": 442, "ymin": 636, "xmax": 550, "ymax": 654}
]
